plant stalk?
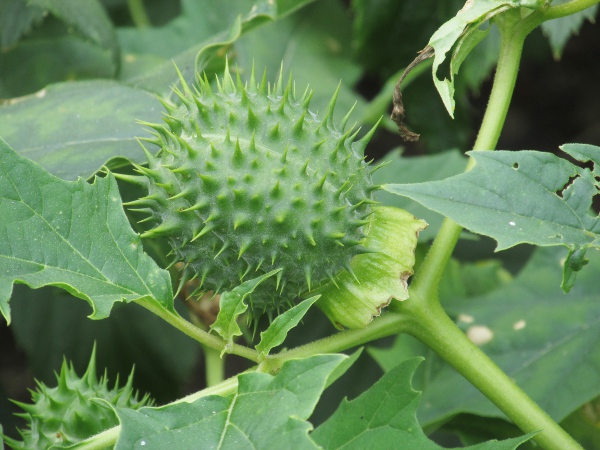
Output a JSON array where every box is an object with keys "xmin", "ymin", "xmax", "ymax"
[
  {"xmin": 397, "ymin": 296, "xmax": 583, "ymax": 450},
  {"xmin": 127, "ymin": 0, "xmax": 151, "ymax": 28},
  {"xmin": 409, "ymin": 9, "xmax": 527, "ymax": 302},
  {"xmin": 137, "ymin": 299, "xmax": 260, "ymax": 363}
]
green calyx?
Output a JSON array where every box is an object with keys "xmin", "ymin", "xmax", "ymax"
[
  {"xmin": 4, "ymin": 347, "xmax": 152, "ymax": 450},
  {"xmin": 129, "ymin": 63, "xmax": 380, "ymax": 315}
]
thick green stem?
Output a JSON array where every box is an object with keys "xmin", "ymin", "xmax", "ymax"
[
  {"xmin": 204, "ymin": 346, "xmax": 226, "ymax": 386},
  {"xmin": 270, "ymin": 311, "xmax": 411, "ymax": 365},
  {"xmin": 524, "ymin": 0, "xmax": 600, "ymax": 31},
  {"xmin": 137, "ymin": 299, "xmax": 260, "ymax": 363},
  {"xmin": 409, "ymin": 10, "xmax": 527, "ymax": 302},
  {"xmin": 127, "ymin": 0, "xmax": 151, "ymax": 27},
  {"xmin": 397, "ymin": 296, "xmax": 583, "ymax": 450}
]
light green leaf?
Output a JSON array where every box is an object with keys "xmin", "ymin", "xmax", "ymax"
[
  {"xmin": 312, "ymin": 358, "xmax": 534, "ymax": 449},
  {"xmin": 0, "ymin": 137, "xmax": 172, "ymax": 324},
  {"xmin": 115, "ymin": 354, "xmax": 345, "ymax": 450},
  {"xmin": 541, "ymin": 0, "xmax": 599, "ymax": 59},
  {"xmin": 0, "ymin": 81, "xmax": 163, "ymax": 180},
  {"xmin": 256, "ymin": 295, "xmax": 320, "ymax": 356},
  {"xmin": 211, "ymin": 270, "xmax": 281, "ymax": 347},
  {"xmin": 313, "ymin": 206, "xmax": 426, "ymax": 329},
  {"xmin": 383, "ymin": 145, "xmax": 600, "ymax": 290},
  {"xmin": 427, "ymin": 0, "xmax": 543, "ymax": 116},
  {"xmin": 28, "ymin": 0, "xmax": 120, "ymax": 73}
]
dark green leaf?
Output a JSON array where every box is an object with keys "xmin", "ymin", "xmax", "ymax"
[
  {"xmin": 116, "ymin": 355, "xmax": 345, "ymax": 449},
  {"xmin": 10, "ymin": 285, "xmax": 198, "ymax": 403},
  {"xmin": 121, "ymin": 0, "xmax": 318, "ymax": 97},
  {"xmin": 541, "ymin": 1, "xmax": 599, "ymax": 60},
  {"xmin": 28, "ymin": 0, "xmax": 120, "ymax": 73},
  {"xmin": 0, "ymin": 0, "xmax": 44, "ymax": 50},
  {"xmin": 383, "ymin": 146, "xmax": 600, "ymax": 289},
  {"xmin": 378, "ymin": 247, "xmax": 600, "ymax": 428},
  {"xmin": 373, "ymin": 149, "xmax": 468, "ymax": 240},
  {"xmin": 0, "ymin": 137, "xmax": 172, "ymax": 324},
  {"xmin": 312, "ymin": 358, "xmax": 533, "ymax": 449},
  {"xmin": 256, "ymin": 295, "xmax": 320, "ymax": 356},
  {"xmin": 233, "ymin": 0, "xmax": 364, "ymax": 124},
  {"xmin": 0, "ymin": 81, "xmax": 163, "ymax": 180}
]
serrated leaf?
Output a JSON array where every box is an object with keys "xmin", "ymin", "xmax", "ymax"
[
  {"xmin": 541, "ymin": 0, "xmax": 599, "ymax": 60},
  {"xmin": 312, "ymin": 358, "xmax": 534, "ymax": 449},
  {"xmin": 115, "ymin": 354, "xmax": 345, "ymax": 450},
  {"xmin": 427, "ymin": 0, "xmax": 544, "ymax": 117},
  {"xmin": 383, "ymin": 145, "xmax": 600, "ymax": 290},
  {"xmin": 256, "ymin": 295, "xmax": 320, "ymax": 356},
  {"xmin": 0, "ymin": 81, "xmax": 163, "ymax": 180},
  {"xmin": 0, "ymin": 0, "xmax": 44, "ymax": 50},
  {"xmin": 211, "ymin": 270, "xmax": 281, "ymax": 347},
  {"xmin": 313, "ymin": 206, "xmax": 426, "ymax": 330},
  {"xmin": 0, "ymin": 137, "xmax": 172, "ymax": 324},
  {"xmin": 28, "ymin": 0, "xmax": 120, "ymax": 74}
]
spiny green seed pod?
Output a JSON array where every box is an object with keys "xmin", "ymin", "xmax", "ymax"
[
  {"xmin": 127, "ymin": 63, "xmax": 380, "ymax": 315},
  {"xmin": 4, "ymin": 348, "xmax": 152, "ymax": 450}
]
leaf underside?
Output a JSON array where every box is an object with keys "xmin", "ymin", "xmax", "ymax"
[
  {"xmin": 0, "ymin": 137, "xmax": 173, "ymax": 324},
  {"xmin": 384, "ymin": 144, "xmax": 600, "ymax": 291}
]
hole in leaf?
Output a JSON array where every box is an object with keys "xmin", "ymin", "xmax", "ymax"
[
  {"xmin": 512, "ymin": 162, "xmax": 519, "ymax": 169},
  {"xmin": 556, "ymin": 175, "xmax": 579, "ymax": 199}
]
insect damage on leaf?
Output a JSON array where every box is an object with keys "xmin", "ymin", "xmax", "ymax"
[{"xmin": 123, "ymin": 63, "xmax": 382, "ymax": 319}]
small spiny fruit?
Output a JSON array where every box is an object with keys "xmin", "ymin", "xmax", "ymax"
[
  {"xmin": 128, "ymin": 62, "xmax": 381, "ymax": 316},
  {"xmin": 4, "ymin": 347, "xmax": 152, "ymax": 450}
]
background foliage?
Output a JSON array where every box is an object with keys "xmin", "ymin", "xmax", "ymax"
[{"xmin": 0, "ymin": 0, "xmax": 599, "ymax": 447}]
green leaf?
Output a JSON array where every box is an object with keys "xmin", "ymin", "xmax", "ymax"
[
  {"xmin": 211, "ymin": 270, "xmax": 281, "ymax": 348},
  {"xmin": 427, "ymin": 0, "xmax": 543, "ymax": 117},
  {"xmin": 377, "ymin": 247, "xmax": 600, "ymax": 429},
  {"xmin": 0, "ymin": 137, "xmax": 172, "ymax": 324},
  {"xmin": 372, "ymin": 149, "xmax": 468, "ymax": 241},
  {"xmin": 0, "ymin": 0, "xmax": 44, "ymax": 50},
  {"xmin": 121, "ymin": 0, "xmax": 318, "ymax": 97},
  {"xmin": 233, "ymin": 0, "xmax": 364, "ymax": 125},
  {"xmin": 312, "ymin": 358, "xmax": 533, "ymax": 449},
  {"xmin": 10, "ymin": 285, "xmax": 198, "ymax": 404},
  {"xmin": 313, "ymin": 206, "xmax": 426, "ymax": 329},
  {"xmin": 256, "ymin": 295, "xmax": 320, "ymax": 356},
  {"xmin": 383, "ymin": 145, "xmax": 600, "ymax": 290},
  {"xmin": 28, "ymin": 0, "xmax": 120, "ymax": 74},
  {"xmin": 0, "ymin": 34, "xmax": 114, "ymax": 98},
  {"xmin": 0, "ymin": 81, "xmax": 164, "ymax": 180},
  {"xmin": 541, "ymin": 0, "xmax": 599, "ymax": 60},
  {"xmin": 115, "ymin": 354, "xmax": 345, "ymax": 449}
]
